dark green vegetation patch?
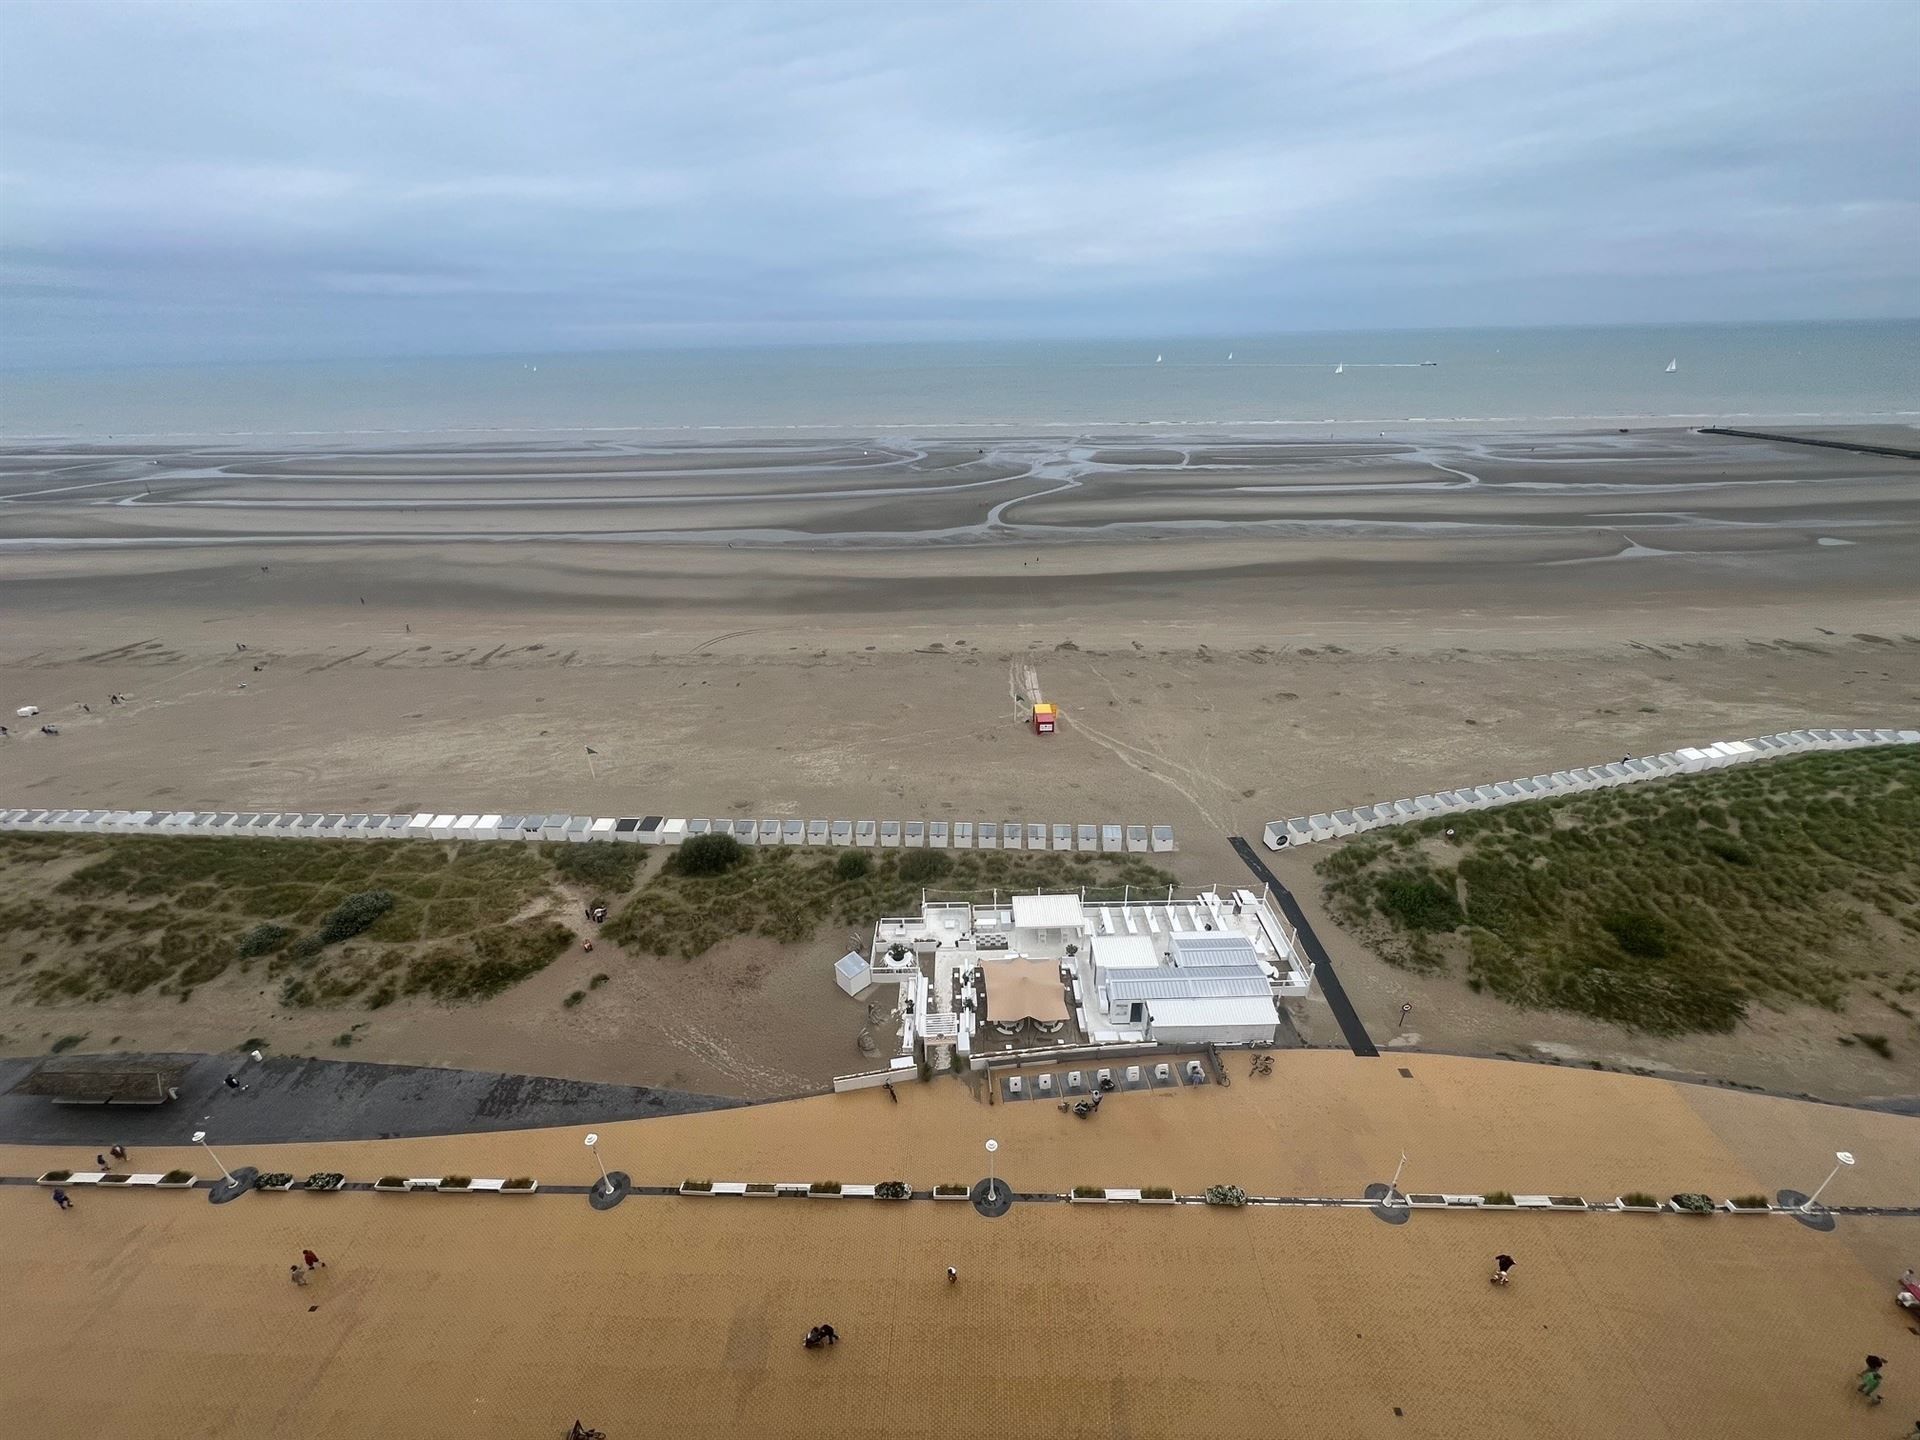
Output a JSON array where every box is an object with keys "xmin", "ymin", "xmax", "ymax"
[
  {"xmin": 606, "ymin": 847, "xmax": 1179, "ymax": 961},
  {"xmin": 1316, "ymin": 747, "xmax": 1920, "ymax": 1036}
]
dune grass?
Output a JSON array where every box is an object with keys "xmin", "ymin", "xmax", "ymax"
[
  {"xmin": 0, "ymin": 835, "xmax": 591, "ymax": 1010},
  {"xmin": 605, "ymin": 846, "xmax": 1179, "ymax": 960},
  {"xmin": 1315, "ymin": 747, "xmax": 1920, "ymax": 1036}
]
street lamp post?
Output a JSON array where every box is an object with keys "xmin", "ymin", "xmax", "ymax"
[
  {"xmin": 191, "ymin": 1129, "xmax": 234, "ymax": 1187},
  {"xmin": 585, "ymin": 1132, "xmax": 613, "ymax": 1194},
  {"xmin": 1801, "ymin": 1150, "xmax": 1855, "ymax": 1212},
  {"xmin": 1387, "ymin": 1151, "xmax": 1408, "ymax": 1206},
  {"xmin": 985, "ymin": 1139, "xmax": 999, "ymax": 1202}
]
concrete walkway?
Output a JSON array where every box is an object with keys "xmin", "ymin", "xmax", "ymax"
[{"xmin": 0, "ymin": 1052, "xmax": 743, "ymax": 1147}]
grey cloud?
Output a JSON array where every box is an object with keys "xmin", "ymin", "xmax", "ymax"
[{"xmin": 0, "ymin": 0, "xmax": 1914, "ymax": 366}]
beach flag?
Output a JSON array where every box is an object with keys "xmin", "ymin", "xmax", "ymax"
[
  {"xmin": 585, "ymin": 745, "xmax": 600, "ymax": 779},
  {"xmin": 585, "ymin": 746, "xmax": 599, "ymax": 755}
]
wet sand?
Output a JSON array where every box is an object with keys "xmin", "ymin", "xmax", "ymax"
[{"xmin": 1, "ymin": 427, "xmax": 1916, "ymax": 1098}]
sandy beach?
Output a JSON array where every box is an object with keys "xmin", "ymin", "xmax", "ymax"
[{"xmin": 2, "ymin": 427, "xmax": 1916, "ymax": 1099}]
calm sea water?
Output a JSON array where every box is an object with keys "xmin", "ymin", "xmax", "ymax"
[{"xmin": 2, "ymin": 321, "xmax": 1914, "ymax": 442}]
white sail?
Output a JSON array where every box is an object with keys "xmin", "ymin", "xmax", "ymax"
[
  {"xmin": 1155, "ymin": 354, "xmax": 1163, "ymax": 363},
  {"xmin": 1334, "ymin": 362, "xmax": 1344, "ymax": 374},
  {"xmin": 1665, "ymin": 358, "xmax": 1677, "ymax": 373},
  {"xmin": 1227, "ymin": 351, "xmax": 1233, "ymax": 360}
]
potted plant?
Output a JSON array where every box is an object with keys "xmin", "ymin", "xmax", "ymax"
[
  {"xmin": 887, "ymin": 943, "xmax": 909, "ymax": 964},
  {"xmin": 1071, "ymin": 1185, "xmax": 1107, "ymax": 1203},
  {"xmin": 874, "ymin": 1180, "xmax": 911, "ymax": 1201},
  {"xmin": 1204, "ymin": 1184, "xmax": 1248, "ymax": 1208},
  {"xmin": 679, "ymin": 1178, "xmax": 714, "ymax": 1195},
  {"xmin": 375, "ymin": 1175, "xmax": 410, "ymax": 1193},
  {"xmin": 808, "ymin": 1181, "xmax": 843, "ymax": 1197},
  {"xmin": 502, "ymin": 1177, "xmax": 538, "ymax": 1194},
  {"xmin": 932, "ymin": 1182, "xmax": 970, "ymax": 1201},
  {"xmin": 253, "ymin": 1172, "xmax": 296, "ymax": 1191},
  {"xmin": 1668, "ymin": 1192, "xmax": 1715, "ymax": 1214},
  {"xmin": 1481, "ymin": 1190, "xmax": 1517, "ymax": 1208},
  {"xmin": 437, "ymin": 1175, "xmax": 472, "ymax": 1192},
  {"xmin": 1616, "ymin": 1191, "xmax": 1662, "ymax": 1213},
  {"xmin": 37, "ymin": 1170, "xmax": 72, "ymax": 1186},
  {"xmin": 1140, "ymin": 1186, "xmax": 1177, "ymax": 1205},
  {"xmin": 304, "ymin": 1172, "xmax": 344, "ymax": 1192},
  {"xmin": 745, "ymin": 1182, "xmax": 776, "ymax": 1197},
  {"xmin": 1724, "ymin": 1193, "xmax": 1770, "ymax": 1213},
  {"xmin": 156, "ymin": 1169, "xmax": 195, "ymax": 1188}
]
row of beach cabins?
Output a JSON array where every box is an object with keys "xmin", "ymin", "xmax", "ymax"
[
  {"xmin": 0, "ymin": 807, "xmax": 1176, "ymax": 853},
  {"xmin": 1263, "ymin": 726, "xmax": 1917, "ymax": 850}
]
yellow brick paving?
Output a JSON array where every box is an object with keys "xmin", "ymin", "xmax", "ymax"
[{"xmin": 1, "ymin": 1053, "xmax": 1913, "ymax": 1439}]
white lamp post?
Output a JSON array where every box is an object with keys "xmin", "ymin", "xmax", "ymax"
[
  {"xmin": 585, "ymin": 1132, "xmax": 612, "ymax": 1194},
  {"xmin": 1387, "ymin": 1151, "xmax": 1408, "ymax": 1206},
  {"xmin": 1801, "ymin": 1150, "xmax": 1855, "ymax": 1212},
  {"xmin": 191, "ymin": 1129, "xmax": 234, "ymax": 1186},
  {"xmin": 985, "ymin": 1138, "xmax": 999, "ymax": 1202}
]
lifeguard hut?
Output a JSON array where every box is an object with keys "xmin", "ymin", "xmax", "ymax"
[{"xmin": 1031, "ymin": 702, "xmax": 1059, "ymax": 736}]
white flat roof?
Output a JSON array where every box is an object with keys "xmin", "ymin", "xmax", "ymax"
[
  {"xmin": 1168, "ymin": 931, "xmax": 1260, "ymax": 968},
  {"xmin": 1011, "ymin": 894, "xmax": 1085, "ymax": 931},
  {"xmin": 1092, "ymin": 933, "xmax": 1159, "ymax": 969},
  {"xmin": 1146, "ymin": 994, "xmax": 1279, "ymax": 1029}
]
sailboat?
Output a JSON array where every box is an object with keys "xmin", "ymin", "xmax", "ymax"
[
  {"xmin": 1155, "ymin": 354, "xmax": 1163, "ymax": 364},
  {"xmin": 1334, "ymin": 362, "xmax": 1345, "ymax": 374},
  {"xmin": 1227, "ymin": 351, "xmax": 1233, "ymax": 361},
  {"xmin": 1665, "ymin": 358, "xmax": 1678, "ymax": 373}
]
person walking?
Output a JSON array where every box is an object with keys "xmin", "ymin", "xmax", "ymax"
[
  {"xmin": 301, "ymin": 1248, "xmax": 326, "ymax": 1271},
  {"xmin": 109, "ymin": 1145, "xmax": 127, "ymax": 1162},
  {"xmin": 52, "ymin": 1187, "xmax": 73, "ymax": 1211},
  {"xmin": 1491, "ymin": 1254, "xmax": 1516, "ymax": 1286},
  {"xmin": 289, "ymin": 1265, "xmax": 308, "ymax": 1287},
  {"xmin": 96, "ymin": 1154, "xmax": 111, "ymax": 1171},
  {"xmin": 1858, "ymin": 1356, "xmax": 1887, "ymax": 1405},
  {"xmin": 947, "ymin": 1266, "xmax": 958, "ymax": 1285}
]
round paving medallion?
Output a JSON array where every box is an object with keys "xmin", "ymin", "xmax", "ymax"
[
  {"xmin": 589, "ymin": 1171, "xmax": 632, "ymax": 1211},
  {"xmin": 970, "ymin": 1177, "xmax": 1013, "ymax": 1218}
]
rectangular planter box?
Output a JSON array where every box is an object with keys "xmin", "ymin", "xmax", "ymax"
[
  {"xmin": 807, "ymin": 1189, "xmax": 845, "ymax": 1199},
  {"xmin": 1140, "ymin": 1195, "xmax": 1178, "ymax": 1205},
  {"xmin": 1723, "ymin": 1201, "xmax": 1770, "ymax": 1214},
  {"xmin": 678, "ymin": 1183, "xmax": 715, "ymax": 1196},
  {"xmin": 1069, "ymin": 1192, "xmax": 1108, "ymax": 1204},
  {"xmin": 712, "ymin": 1182, "xmax": 749, "ymax": 1197},
  {"xmin": 776, "ymin": 1184, "xmax": 808, "ymax": 1198},
  {"xmin": 842, "ymin": 1184, "xmax": 877, "ymax": 1199},
  {"xmin": 931, "ymin": 1191, "xmax": 971, "ymax": 1202},
  {"xmin": 1106, "ymin": 1188, "xmax": 1143, "ymax": 1203},
  {"xmin": 1406, "ymin": 1194, "xmax": 1448, "ymax": 1209},
  {"xmin": 374, "ymin": 1181, "xmax": 411, "ymax": 1193},
  {"xmin": 1614, "ymin": 1198, "xmax": 1662, "ymax": 1213},
  {"xmin": 500, "ymin": 1182, "xmax": 539, "ymax": 1195},
  {"xmin": 436, "ymin": 1182, "xmax": 474, "ymax": 1193},
  {"xmin": 469, "ymin": 1179, "xmax": 506, "ymax": 1192},
  {"xmin": 99, "ymin": 1174, "xmax": 133, "ymax": 1185},
  {"xmin": 744, "ymin": 1186, "xmax": 777, "ymax": 1198},
  {"xmin": 154, "ymin": 1177, "xmax": 196, "ymax": 1189},
  {"xmin": 254, "ymin": 1177, "xmax": 297, "ymax": 1192}
]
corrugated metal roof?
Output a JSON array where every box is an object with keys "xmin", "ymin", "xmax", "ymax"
[
  {"xmin": 1107, "ymin": 964, "xmax": 1270, "ymax": 1001},
  {"xmin": 1168, "ymin": 931, "xmax": 1260, "ymax": 968},
  {"xmin": 1144, "ymin": 995, "xmax": 1279, "ymax": 1029}
]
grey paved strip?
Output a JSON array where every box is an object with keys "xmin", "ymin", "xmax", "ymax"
[{"xmin": 1229, "ymin": 836, "xmax": 1379, "ymax": 1057}]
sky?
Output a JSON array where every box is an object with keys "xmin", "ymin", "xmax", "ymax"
[{"xmin": 2, "ymin": 0, "xmax": 1916, "ymax": 367}]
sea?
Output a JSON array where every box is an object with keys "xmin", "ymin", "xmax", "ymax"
[{"xmin": 2, "ymin": 320, "xmax": 1914, "ymax": 444}]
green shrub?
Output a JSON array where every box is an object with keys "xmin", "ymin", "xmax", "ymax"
[
  {"xmin": 682, "ymin": 1178, "xmax": 713, "ymax": 1191},
  {"xmin": 49, "ymin": 1034, "xmax": 87, "ymax": 1054},
  {"xmin": 588, "ymin": 972, "xmax": 609, "ymax": 989},
  {"xmin": 563, "ymin": 990, "xmax": 586, "ymax": 1008},
  {"xmin": 1141, "ymin": 1186, "xmax": 1175, "ymax": 1200},
  {"xmin": 377, "ymin": 1176, "xmax": 409, "ymax": 1188},
  {"xmin": 809, "ymin": 1180, "xmax": 842, "ymax": 1194},
  {"xmin": 1072, "ymin": 1185, "xmax": 1106, "ymax": 1199},
  {"xmin": 1730, "ymin": 1194, "xmax": 1770, "ymax": 1209},
  {"xmin": 159, "ymin": 1169, "xmax": 193, "ymax": 1184},
  {"xmin": 1376, "ymin": 870, "xmax": 1463, "ymax": 932},
  {"xmin": 875, "ymin": 1180, "xmax": 910, "ymax": 1200},
  {"xmin": 1853, "ymin": 1032, "xmax": 1893, "ymax": 1058},
  {"xmin": 898, "ymin": 849, "xmax": 951, "ymax": 884},
  {"xmin": 672, "ymin": 833, "xmax": 745, "ymax": 876},
  {"xmin": 1669, "ymin": 1192, "xmax": 1714, "ymax": 1213},
  {"xmin": 1600, "ymin": 909, "xmax": 1673, "ymax": 960},
  {"xmin": 237, "ymin": 922, "xmax": 295, "ymax": 958},
  {"xmin": 834, "ymin": 850, "xmax": 872, "ymax": 881},
  {"xmin": 316, "ymin": 890, "xmax": 395, "ymax": 945},
  {"xmin": 1204, "ymin": 1184, "xmax": 1248, "ymax": 1208},
  {"xmin": 1619, "ymin": 1192, "xmax": 1659, "ymax": 1209},
  {"xmin": 1482, "ymin": 1190, "xmax": 1516, "ymax": 1206},
  {"xmin": 545, "ymin": 843, "xmax": 642, "ymax": 893},
  {"xmin": 439, "ymin": 1175, "xmax": 471, "ymax": 1189},
  {"xmin": 933, "ymin": 1183, "xmax": 969, "ymax": 1196}
]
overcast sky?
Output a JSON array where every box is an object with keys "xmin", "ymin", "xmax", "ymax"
[{"xmin": 2, "ymin": 0, "xmax": 1915, "ymax": 367}]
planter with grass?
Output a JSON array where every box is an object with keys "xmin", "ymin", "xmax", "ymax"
[
  {"xmin": 1140, "ymin": 1186, "xmax": 1177, "ymax": 1205},
  {"xmin": 1071, "ymin": 1185, "xmax": 1108, "ymax": 1203},
  {"xmin": 1481, "ymin": 1190, "xmax": 1517, "ymax": 1209},
  {"xmin": 99, "ymin": 1172, "xmax": 133, "ymax": 1185},
  {"xmin": 808, "ymin": 1181, "xmax": 843, "ymax": 1198},
  {"xmin": 1667, "ymin": 1192, "xmax": 1716, "ymax": 1215},
  {"xmin": 36, "ymin": 1170, "xmax": 73, "ymax": 1186},
  {"xmin": 502, "ymin": 1177, "xmax": 539, "ymax": 1194},
  {"xmin": 1724, "ymin": 1194, "xmax": 1771, "ymax": 1214},
  {"xmin": 679, "ymin": 1179, "xmax": 714, "ymax": 1196},
  {"xmin": 1616, "ymin": 1192, "xmax": 1662, "ymax": 1213},
  {"xmin": 745, "ymin": 1182, "xmax": 777, "ymax": 1198},
  {"xmin": 873, "ymin": 1181, "xmax": 912, "ymax": 1201},
  {"xmin": 776, "ymin": 1183, "xmax": 808, "ymax": 1197},
  {"xmin": 932, "ymin": 1183, "xmax": 970, "ymax": 1202},
  {"xmin": 1204, "ymin": 1184, "xmax": 1249, "ymax": 1208},
  {"xmin": 304, "ymin": 1173, "xmax": 345, "ymax": 1192},
  {"xmin": 253, "ymin": 1173, "xmax": 297, "ymax": 1192},
  {"xmin": 374, "ymin": 1176, "xmax": 412, "ymax": 1193},
  {"xmin": 1547, "ymin": 1196, "xmax": 1588, "ymax": 1211},
  {"xmin": 156, "ymin": 1170, "xmax": 196, "ymax": 1189},
  {"xmin": 1405, "ymin": 1193, "xmax": 1448, "ymax": 1209},
  {"xmin": 436, "ymin": 1175, "xmax": 472, "ymax": 1192}
]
